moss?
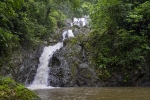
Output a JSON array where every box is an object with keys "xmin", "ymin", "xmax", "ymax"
[
  {"xmin": 71, "ymin": 62, "xmax": 78, "ymax": 78},
  {"xmin": 0, "ymin": 76, "xmax": 41, "ymax": 100},
  {"xmin": 96, "ymin": 69, "xmax": 111, "ymax": 81},
  {"xmin": 87, "ymin": 74, "xmax": 91, "ymax": 79}
]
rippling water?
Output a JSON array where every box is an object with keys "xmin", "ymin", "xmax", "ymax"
[{"xmin": 34, "ymin": 87, "xmax": 150, "ymax": 100}]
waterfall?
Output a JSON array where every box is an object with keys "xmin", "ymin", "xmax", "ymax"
[
  {"xmin": 28, "ymin": 42, "xmax": 63, "ymax": 89},
  {"xmin": 67, "ymin": 30, "xmax": 74, "ymax": 38},
  {"xmin": 62, "ymin": 29, "xmax": 74, "ymax": 41},
  {"xmin": 62, "ymin": 30, "xmax": 67, "ymax": 40},
  {"xmin": 27, "ymin": 16, "xmax": 88, "ymax": 90},
  {"xmin": 73, "ymin": 16, "xmax": 89, "ymax": 27},
  {"xmin": 28, "ymin": 30, "xmax": 74, "ymax": 90}
]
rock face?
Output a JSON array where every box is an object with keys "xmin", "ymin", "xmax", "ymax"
[
  {"xmin": 3, "ymin": 17, "xmax": 149, "ymax": 87},
  {"xmin": 48, "ymin": 32, "xmax": 150, "ymax": 87},
  {"xmin": 49, "ymin": 41, "xmax": 97, "ymax": 87},
  {"xmin": 12, "ymin": 40, "xmax": 150, "ymax": 87},
  {"xmin": 7, "ymin": 44, "xmax": 45, "ymax": 85}
]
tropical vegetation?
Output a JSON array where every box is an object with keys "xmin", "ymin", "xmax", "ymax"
[
  {"xmin": 83, "ymin": 0, "xmax": 150, "ymax": 82},
  {"xmin": 0, "ymin": 0, "xmax": 150, "ymax": 98}
]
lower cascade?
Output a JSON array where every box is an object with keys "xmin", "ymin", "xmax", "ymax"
[
  {"xmin": 27, "ymin": 17, "xmax": 87, "ymax": 89},
  {"xmin": 28, "ymin": 29, "xmax": 75, "ymax": 90},
  {"xmin": 28, "ymin": 42, "xmax": 63, "ymax": 89}
]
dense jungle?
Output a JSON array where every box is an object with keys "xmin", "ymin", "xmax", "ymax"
[{"xmin": 0, "ymin": 0, "xmax": 150, "ymax": 99}]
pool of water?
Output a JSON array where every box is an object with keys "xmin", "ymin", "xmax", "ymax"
[{"xmin": 34, "ymin": 87, "xmax": 150, "ymax": 100}]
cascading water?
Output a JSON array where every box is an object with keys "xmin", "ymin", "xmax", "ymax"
[
  {"xmin": 62, "ymin": 31, "xmax": 67, "ymax": 40},
  {"xmin": 28, "ymin": 30, "xmax": 74, "ymax": 90},
  {"xmin": 28, "ymin": 42, "xmax": 63, "ymax": 89},
  {"xmin": 62, "ymin": 29, "xmax": 74, "ymax": 41},
  {"xmin": 28, "ymin": 16, "xmax": 88, "ymax": 90},
  {"xmin": 67, "ymin": 30, "xmax": 74, "ymax": 38},
  {"xmin": 73, "ymin": 15, "xmax": 89, "ymax": 27}
]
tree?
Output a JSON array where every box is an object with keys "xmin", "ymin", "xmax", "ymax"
[
  {"xmin": 84, "ymin": 0, "xmax": 150, "ymax": 83},
  {"xmin": 0, "ymin": 0, "xmax": 81, "ymax": 71},
  {"xmin": 0, "ymin": 0, "xmax": 23, "ymax": 55}
]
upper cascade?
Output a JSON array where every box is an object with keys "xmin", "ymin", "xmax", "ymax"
[
  {"xmin": 66, "ymin": 15, "xmax": 90, "ymax": 28},
  {"xmin": 62, "ymin": 29, "xmax": 74, "ymax": 41},
  {"xmin": 63, "ymin": 15, "xmax": 90, "ymax": 41},
  {"xmin": 72, "ymin": 15, "xmax": 89, "ymax": 27}
]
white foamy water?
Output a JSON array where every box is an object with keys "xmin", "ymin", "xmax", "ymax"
[
  {"xmin": 67, "ymin": 30, "xmax": 74, "ymax": 38},
  {"xmin": 79, "ymin": 18, "xmax": 86, "ymax": 26},
  {"xmin": 28, "ymin": 42, "xmax": 63, "ymax": 90},
  {"xmin": 73, "ymin": 17, "xmax": 80, "ymax": 26},
  {"xmin": 28, "ymin": 18, "xmax": 77, "ymax": 90},
  {"xmin": 62, "ymin": 30, "xmax": 74, "ymax": 41},
  {"xmin": 73, "ymin": 16, "xmax": 89, "ymax": 27},
  {"xmin": 62, "ymin": 31, "xmax": 68, "ymax": 40}
]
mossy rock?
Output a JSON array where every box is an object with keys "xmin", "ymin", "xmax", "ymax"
[{"xmin": 0, "ymin": 76, "xmax": 41, "ymax": 100}]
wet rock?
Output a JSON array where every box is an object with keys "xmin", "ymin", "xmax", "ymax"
[
  {"xmin": 11, "ymin": 44, "xmax": 44, "ymax": 85},
  {"xmin": 65, "ymin": 18, "xmax": 73, "ymax": 28},
  {"xmin": 76, "ymin": 63, "xmax": 96, "ymax": 86},
  {"xmin": 48, "ymin": 38, "xmax": 97, "ymax": 87}
]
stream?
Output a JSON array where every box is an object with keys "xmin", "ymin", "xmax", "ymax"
[{"xmin": 34, "ymin": 87, "xmax": 150, "ymax": 100}]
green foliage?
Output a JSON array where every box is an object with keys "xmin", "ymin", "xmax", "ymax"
[
  {"xmin": 0, "ymin": 76, "xmax": 41, "ymax": 100},
  {"xmin": 126, "ymin": 1, "xmax": 150, "ymax": 36},
  {"xmin": 81, "ymin": 1, "xmax": 93, "ymax": 14},
  {"xmin": 0, "ymin": 0, "xmax": 23, "ymax": 25},
  {"xmin": 71, "ymin": 1, "xmax": 93, "ymax": 17},
  {"xmin": 90, "ymin": 0, "xmax": 129, "ymax": 32},
  {"xmin": 55, "ymin": 0, "xmax": 80, "ymax": 9},
  {"xmin": 0, "ymin": 28, "xmax": 19, "ymax": 55},
  {"xmin": 84, "ymin": 0, "xmax": 150, "ymax": 82},
  {"xmin": 49, "ymin": 10, "xmax": 66, "ymax": 29},
  {"xmin": 0, "ymin": 0, "xmax": 82, "ymax": 77},
  {"xmin": 56, "ymin": 0, "xmax": 95, "ymax": 18},
  {"xmin": 0, "ymin": 0, "xmax": 71, "ymax": 55}
]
